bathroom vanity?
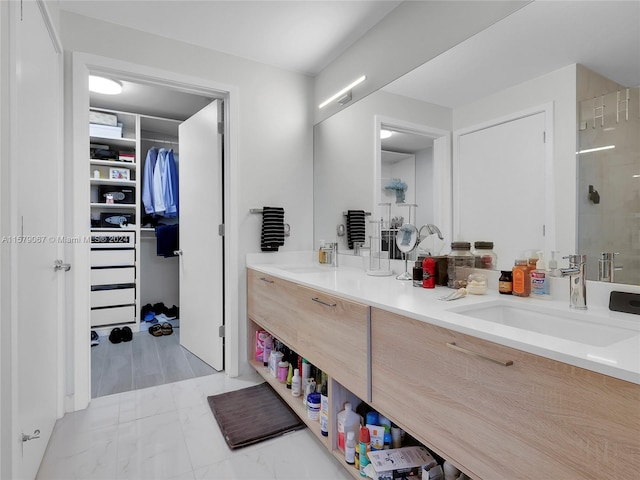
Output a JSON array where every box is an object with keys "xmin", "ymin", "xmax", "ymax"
[{"xmin": 246, "ymin": 254, "xmax": 639, "ymax": 480}]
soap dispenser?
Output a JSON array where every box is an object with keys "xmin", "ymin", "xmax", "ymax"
[
  {"xmin": 548, "ymin": 250, "xmax": 561, "ymax": 277},
  {"xmin": 531, "ymin": 251, "xmax": 550, "ymax": 298}
]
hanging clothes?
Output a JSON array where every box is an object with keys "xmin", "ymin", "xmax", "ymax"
[
  {"xmin": 143, "ymin": 147, "xmax": 179, "ymax": 217},
  {"xmin": 142, "ymin": 147, "xmax": 158, "ymax": 215}
]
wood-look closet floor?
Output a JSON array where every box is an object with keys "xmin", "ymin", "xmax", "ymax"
[{"xmin": 91, "ymin": 327, "xmax": 219, "ymax": 398}]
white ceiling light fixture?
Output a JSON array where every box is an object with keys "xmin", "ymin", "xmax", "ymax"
[
  {"xmin": 318, "ymin": 75, "xmax": 366, "ymax": 109},
  {"xmin": 380, "ymin": 129, "xmax": 393, "ymax": 139},
  {"xmin": 89, "ymin": 75, "xmax": 123, "ymax": 95},
  {"xmin": 576, "ymin": 145, "xmax": 615, "ymax": 154}
]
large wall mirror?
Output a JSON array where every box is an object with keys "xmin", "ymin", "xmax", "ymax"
[{"xmin": 313, "ymin": 0, "xmax": 639, "ymax": 285}]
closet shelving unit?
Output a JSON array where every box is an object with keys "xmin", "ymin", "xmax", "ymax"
[{"xmin": 89, "ymin": 108, "xmax": 140, "ymax": 332}]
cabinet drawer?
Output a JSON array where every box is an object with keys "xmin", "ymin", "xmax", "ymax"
[
  {"xmin": 371, "ymin": 308, "xmax": 640, "ymax": 480},
  {"xmin": 294, "ymin": 285, "xmax": 369, "ymax": 400},
  {"xmin": 91, "ymin": 305, "xmax": 135, "ymax": 327},
  {"xmin": 247, "ymin": 269, "xmax": 300, "ymax": 351},
  {"xmin": 91, "ymin": 287, "xmax": 135, "ymax": 308},
  {"xmin": 91, "ymin": 266, "xmax": 135, "ymax": 286},
  {"xmin": 91, "ymin": 249, "xmax": 135, "ymax": 267}
]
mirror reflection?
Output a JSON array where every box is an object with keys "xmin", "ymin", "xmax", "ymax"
[{"xmin": 313, "ymin": 0, "xmax": 639, "ymax": 285}]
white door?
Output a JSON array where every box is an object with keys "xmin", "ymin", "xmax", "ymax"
[
  {"xmin": 178, "ymin": 100, "xmax": 224, "ymax": 370},
  {"xmin": 456, "ymin": 112, "xmax": 547, "ymax": 269},
  {"xmin": 11, "ymin": 1, "xmax": 63, "ymax": 478}
]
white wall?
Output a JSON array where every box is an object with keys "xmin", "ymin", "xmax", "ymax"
[
  {"xmin": 314, "ymin": 90, "xmax": 451, "ymax": 252},
  {"xmin": 59, "ymin": 11, "xmax": 314, "ymax": 377},
  {"xmin": 415, "ymin": 147, "xmax": 434, "ymax": 228},
  {"xmin": 453, "ymin": 64, "xmax": 578, "ymax": 260}
]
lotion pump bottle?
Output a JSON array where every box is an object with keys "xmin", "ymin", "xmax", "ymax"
[
  {"xmin": 548, "ymin": 250, "xmax": 561, "ymax": 277},
  {"xmin": 531, "ymin": 251, "xmax": 550, "ymax": 298}
]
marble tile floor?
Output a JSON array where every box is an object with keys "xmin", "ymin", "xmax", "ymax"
[{"xmin": 37, "ymin": 370, "xmax": 353, "ymax": 480}]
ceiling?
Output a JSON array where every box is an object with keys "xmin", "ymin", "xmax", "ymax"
[
  {"xmin": 59, "ymin": 0, "xmax": 402, "ymax": 76},
  {"xmin": 383, "ymin": 1, "xmax": 640, "ymax": 109}
]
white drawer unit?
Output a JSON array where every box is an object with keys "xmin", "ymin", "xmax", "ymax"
[
  {"xmin": 91, "ymin": 305, "xmax": 136, "ymax": 327},
  {"xmin": 91, "ymin": 266, "xmax": 135, "ymax": 286},
  {"xmin": 90, "ymin": 230, "xmax": 136, "ymax": 326},
  {"xmin": 91, "ymin": 286, "xmax": 135, "ymax": 308}
]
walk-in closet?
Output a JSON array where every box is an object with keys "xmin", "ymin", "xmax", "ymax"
[{"xmin": 88, "ymin": 78, "xmax": 224, "ymax": 397}]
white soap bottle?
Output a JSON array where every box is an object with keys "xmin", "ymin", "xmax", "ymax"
[
  {"xmin": 291, "ymin": 368, "xmax": 301, "ymax": 397},
  {"xmin": 531, "ymin": 251, "xmax": 550, "ymax": 298}
]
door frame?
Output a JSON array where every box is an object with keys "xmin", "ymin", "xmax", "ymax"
[
  {"xmin": 373, "ymin": 115, "xmax": 452, "ymax": 244},
  {"xmin": 68, "ymin": 53, "xmax": 240, "ymax": 411}
]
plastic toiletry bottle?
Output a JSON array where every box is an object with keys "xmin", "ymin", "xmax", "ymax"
[
  {"xmin": 499, "ymin": 270, "xmax": 513, "ymax": 295},
  {"xmin": 422, "ymin": 256, "xmax": 436, "ymax": 289},
  {"xmin": 345, "ymin": 431, "xmax": 356, "ymax": 465},
  {"xmin": 512, "ymin": 259, "xmax": 531, "ymax": 297},
  {"xmin": 291, "ymin": 368, "xmax": 301, "ymax": 396},
  {"xmin": 531, "ymin": 251, "xmax": 550, "ymax": 298},
  {"xmin": 319, "ymin": 379, "xmax": 329, "ymax": 437},
  {"xmin": 318, "ymin": 240, "xmax": 326, "ymax": 264},
  {"xmin": 548, "ymin": 250, "xmax": 561, "ymax": 277},
  {"xmin": 286, "ymin": 363, "xmax": 293, "ymax": 389},
  {"xmin": 337, "ymin": 402, "xmax": 361, "ymax": 453},
  {"xmin": 358, "ymin": 426, "xmax": 371, "ymax": 477}
]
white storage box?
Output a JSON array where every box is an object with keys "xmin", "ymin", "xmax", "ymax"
[
  {"xmin": 367, "ymin": 446, "xmax": 437, "ymax": 480},
  {"xmin": 90, "ymin": 123, "xmax": 122, "ymax": 139},
  {"xmin": 89, "ymin": 111, "xmax": 118, "ymax": 126}
]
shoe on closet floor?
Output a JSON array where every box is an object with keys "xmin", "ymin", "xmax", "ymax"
[
  {"xmin": 161, "ymin": 322, "xmax": 173, "ymax": 336},
  {"xmin": 149, "ymin": 324, "xmax": 163, "ymax": 337},
  {"xmin": 109, "ymin": 328, "xmax": 122, "ymax": 344},
  {"xmin": 91, "ymin": 330, "xmax": 100, "ymax": 347},
  {"xmin": 121, "ymin": 326, "xmax": 133, "ymax": 342},
  {"xmin": 166, "ymin": 305, "xmax": 179, "ymax": 319}
]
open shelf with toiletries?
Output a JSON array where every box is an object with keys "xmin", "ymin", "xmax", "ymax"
[{"xmin": 247, "ymin": 266, "xmax": 640, "ymax": 480}]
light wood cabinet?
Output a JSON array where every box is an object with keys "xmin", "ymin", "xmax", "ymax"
[
  {"xmin": 370, "ymin": 307, "xmax": 640, "ymax": 480},
  {"xmin": 294, "ymin": 285, "xmax": 369, "ymax": 401},
  {"xmin": 247, "ymin": 269, "xmax": 301, "ymax": 351}
]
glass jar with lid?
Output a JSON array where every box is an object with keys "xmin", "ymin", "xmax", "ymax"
[
  {"xmin": 447, "ymin": 242, "xmax": 475, "ymax": 289},
  {"xmin": 472, "ymin": 241, "xmax": 497, "ymax": 269}
]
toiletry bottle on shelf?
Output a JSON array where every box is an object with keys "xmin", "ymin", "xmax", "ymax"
[
  {"xmin": 318, "ymin": 240, "xmax": 326, "ymax": 264},
  {"xmin": 291, "ymin": 368, "xmax": 301, "ymax": 397},
  {"xmin": 512, "ymin": 259, "xmax": 530, "ymax": 297},
  {"xmin": 345, "ymin": 431, "xmax": 356, "ymax": 465},
  {"xmin": 337, "ymin": 402, "xmax": 361, "ymax": 453},
  {"xmin": 531, "ymin": 251, "xmax": 550, "ymax": 298},
  {"xmin": 358, "ymin": 426, "xmax": 371, "ymax": 477},
  {"xmin": 286, "ymin": 363, "xmax": 293, "ymax": 389}
]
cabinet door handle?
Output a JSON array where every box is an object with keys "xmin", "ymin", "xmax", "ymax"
[
  {"xmin": 312, "ymin": 297, "xmax": 336, "ymax": 308},
  {"xmin": 260, "ymin": 277, "xmax": 274, "ymax": 284},
  {"xmin": 446, "ymin": 342, "xmax": 513, "ymax": 367}
]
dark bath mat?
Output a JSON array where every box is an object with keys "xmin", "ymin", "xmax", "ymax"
[{"xmin": 207, "ymin": 382, "xmax": 305, "ymax": 449}]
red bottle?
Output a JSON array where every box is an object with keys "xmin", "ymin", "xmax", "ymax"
[{"xmin": 422, "ymin": 256, "xmax": 436, "ymax": 289}]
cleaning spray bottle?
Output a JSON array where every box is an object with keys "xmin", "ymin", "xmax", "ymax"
[{"xmin": 531, "ymin": 251, "xmax": 550, "ymax": 298}]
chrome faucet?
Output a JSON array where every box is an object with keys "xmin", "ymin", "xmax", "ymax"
[
  {"xmin": 560, "ymin": 254, "xmax": 587, "ymax": 310},
  {"xmin": 598, "ymin": 252, "xmax": 623, "ymax": 282}
]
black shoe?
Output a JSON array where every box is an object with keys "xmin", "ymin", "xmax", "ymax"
[
  {"xmin": 166, "ymin": 305, "xmax": 179, "ymax": 319},
  {"xmin": 91, "ymin": 330, "xmax": 100, "ymax": 347},
  {"xmin": 141, "ymin": 303, "xmax": 154, "ymax": 317},
  {"xmin": 109, "ymin": 327, "xmax": 122, "ymax": 344},
  {"xmin": 121, "ymin": 326, "xmax": 133, "ymax": 342},
  {"xmin": 152, "ymin": 302, "xmax": 168, "ymax": 315}
]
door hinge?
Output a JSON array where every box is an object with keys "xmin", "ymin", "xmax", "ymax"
[
  {"xmin": 218, "ymin": 122, "xmax": 224, "ymax": 135},
  {"xmin": 218, "ymin": 325, "xmax": 225, "ymax": 338},
  {"xmin": 543, "ymin": 131, "xmax": 546, "ymax": 143},
  {"xmin": 218, "ymin": 224, "xmax": 225, "ymax": 236}
]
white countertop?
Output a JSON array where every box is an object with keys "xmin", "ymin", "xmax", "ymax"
[{"xmin": 247, "ymin": 251, "xmax": 640, "ymax": 385}]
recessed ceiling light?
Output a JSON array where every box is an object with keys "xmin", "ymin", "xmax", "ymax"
[
  {"xmin": 380, "ymin": 130, "xmax": 393, "ymax": 139},
  {"xmin": 576, "ymin": 145, "xmax": 615, "ymax": 154},
  {"xmin": 89, "ymin": 75, "xmax": 122, "ymax": 95}
]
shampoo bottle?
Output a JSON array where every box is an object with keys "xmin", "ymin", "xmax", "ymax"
[
  {"xmin": 291, "ymin": 368, "xmax": 301, "ymax": 396},
  {"xmin": 531, "ymin": 251, "xmax": 550, "ymax": 298}
]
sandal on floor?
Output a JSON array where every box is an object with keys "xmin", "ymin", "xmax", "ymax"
[
  {"xmin": 149, "ymin": 324, "xmax": 163, "ymax": 337},
  {"xmin": 161, "ymin": 322, "xmax": 173, "ymax": 336}
]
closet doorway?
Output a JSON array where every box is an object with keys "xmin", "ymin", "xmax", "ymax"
[{"xmin": 88, "ymin": 77, "xmax": 225, "ymax": 397}]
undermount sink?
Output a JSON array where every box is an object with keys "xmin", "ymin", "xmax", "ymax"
[
  {"xmin": 448, "ymin": 301, "xmax": 635, "ymax": 347},
  {"xmin": 275, "ymin": 264, "xmax": 329, "ymax": 274}
]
